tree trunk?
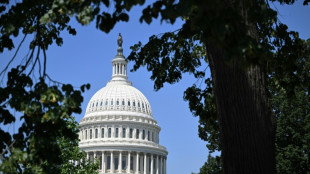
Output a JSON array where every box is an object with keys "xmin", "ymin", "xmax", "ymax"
[{"xmin": 206, "ymin": 43, "xmax": 276, "ymax": 174}]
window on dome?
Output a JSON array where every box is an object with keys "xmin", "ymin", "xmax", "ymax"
[
  {"xmin": 152, "ymin": 132, "xmax": 154, "ymax": 141},
  {"xmin": 116, "ymin": 99, "xmax": 119, "ymax": 105},
  {"xmin": 100, "ymin": 101, "xmax": 103, "ymax": 106},
  {"xmin": 128, "ymin": 100, "xmax": 130, "ymax": 106},
  {"xmin": 107, "ymin": 156, "xmax": 111, "ymax": 169},
  {"xmin": 138, "ymin": 102, "xmax": 140, "ymax": 107},
  {"xmin": 115, "ymin": 128, "xmax": 119, "ymax": 138},
  {"xmin": 101, "ymin": 128, "xmax": 104, "ymax": 138},
  {"xmin": 111, "ymin": 99, "xmax": 113, "ymax": 105},
  {"xmin": 133, "ymin": 101, "xmax": 135, "ymax": 107},
  {"xmin": 142, "ymin": 103, "xmax": 144, "ymax": 108},
  {"xmin": 105, "ymin": 100, "xmax": 108, "ymax": 106},
  {"xmin": 136, "ymin": 129, "xmax": 139, "ymax": 139},
  {"xmin": 90, "ymin": 129, "xmax": 92, "ymax": 139},
  {"xmin": 114, "ymin": 156, "xmax": 118, "ymax": 170},
  {"xmin": 129, "ymin": 128, "xmax": 133, "ymax": 138},
  {"xmin": 108, "ymin": 128, "xmax": 111, "ymax": 138},
  {"xmin": 130, "ymin": 156, "xmax": 133, "ymax": 170},
  {"xmin": 85, "ymin": 130, "xmax": 87, "ymax": 140},
  {"xmin": 122, "ymin": 128, "xmax": 126, "ymax": 138},
  {"xmin": 96, "ymin": 102, "xmax": 98, "ymax": 106},
  {"xmin": 142, "ymin": 130, "xmax": 145, "ymax": 140},
  {"xmin": 122, "ymin": 155, "xmax": 126, "ymax": 170},
  {"xmin": 122, "ymin": 100, "xmax": 125, "ymax": 105},
  {"xmin": 148, "ymin": 131, "xmax": 150, "ymax": 141},
  {"xmin": 92, "ymin": 103, "xmax": 94, "ymax": 107},
  {"xmin": 95, "ymin": 129, "xmax": 98, "ymax": 138}
]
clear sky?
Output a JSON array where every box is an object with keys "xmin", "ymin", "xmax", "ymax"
[{"xmin": 1, "ymin": 1, "xmax": 309, "ymax": 174}]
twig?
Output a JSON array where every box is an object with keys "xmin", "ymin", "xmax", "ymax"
[
  {"xmin": 27, "ymin": 46, "xmax": 40, "ymax": 76},
  {"xmin": 0, "ymin": 34, "xmax": 27, "ymax": 76},
  {"xmin": 0, "ymin": 139, "xmax": 16, "ymax": 160}
]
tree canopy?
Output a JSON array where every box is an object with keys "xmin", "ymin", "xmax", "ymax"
[{"xmin": 1, "ymin": 0, "xmax": 309, "ymax": 173}]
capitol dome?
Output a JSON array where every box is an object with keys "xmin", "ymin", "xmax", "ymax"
[
  {"xmin": 79, "ymin": 34, "xmax": 167, "ymax": 174},
  {"xmin": 85, "ymin": 79, "xmax": 152, "ymax": 118}
]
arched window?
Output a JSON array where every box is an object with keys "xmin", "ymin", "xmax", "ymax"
[
  {"xmin": 95, "ymin": 129, "xmax": 98, "ymax": 138},
  {"xmin": 129, "ymin": 128, "xmax": 133, "ymax": 138},
  {"xmin": 105, "ymin": 99, "xmax": 108, "ymax": 106},
  {"xmin": 138, "ymin": 102, "xmax": 140, "ymax": 107},
  {"xmin": 111, "ymin": 99, "xmax": 113, "ymax": 105},
  {"xmin": 115, "ymin": 128, "xmax": 119, "ymax": 138},
  {"xmin": 148, "ymin": 131, "xmax": 150, "ymax": 141},
  {"xmin": 142, "ymin": 103, "xmax": 144, "ymax": 109},
  {"xmin": 128, "ymin": 100, "xmax": 130, "ymax": 106},
  {"xmin": 122, "ymin": 100, "xmax": 125, "ymax": 106},
  {"xmin": 108, "ymin": 128, "xmax": 112, "ymax": 138},
  {"xmin": 85, "ymin": 130, "xmax": 87, "ymax": 140},
  {"xmin": 142, "ymin": 130, "xmax": 145, "ymax": 140},
  {"xmin": 100, "ymin": 101, "xmax": 103, "ymax": 106},
  {"xmin": 101, "ymin": 128, "xmax": 104, "ymax": 138},
  {"xmin": 133, "ymin": 101, "xmax": 135, "ymax": 107},
  {"xmin": 116, "ymin": 99, "xmax": 119, "ymax": 105},
  {"xmin": 136, "ymin": 129, "xmax": 139, "ymax": 139},
  {"xmin": 90, "ymin": 129, "xmax": 92, "ymax": 139}
]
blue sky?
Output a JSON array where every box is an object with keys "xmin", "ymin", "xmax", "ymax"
[{"xmin": 1, "ymin": 1, "xmax": 309, "ymax": 174}]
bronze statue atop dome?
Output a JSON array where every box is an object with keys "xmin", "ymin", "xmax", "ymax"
[{"xmin": 117, "ymin": 33, "xmax": 123, "ymax": 47}]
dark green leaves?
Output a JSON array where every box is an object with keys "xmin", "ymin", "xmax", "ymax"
[
  {"xmin": 0, "ymin": 68, "xmax": 90, "ymax": 173},
  {"xmin": 128, "ymin": 31, "xmax": 205, "ymax": 90}
]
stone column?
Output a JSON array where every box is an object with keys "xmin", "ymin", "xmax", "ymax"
[
  {"xmin": 119, "ymin": 151, "xmax": 122, "ymax": 172},
  {"xmin": 136, "ymin": 153, "xmax": 139, "ymax": 174},
  {"xmin": 102, "ymin": 152, "xmax": 106, "ymax": 173},
  {"xmin": 111, "ymin": 151, "xmax": 114, "ymax": 173},
  {"xmin": 126, "ymin": 126, "xmax": 129, "ymax": 139},
  {"xmin": 113, "ymin": 63, "xmax": 115, "ymax": 75},
  {"xmin": 120, "ymin": 125, "xmax": 123, "ymax": 138},
  {"xmin": 112, "ymin": 125, "xmax": 115, "ymax": 138},
  {"xmin": 151, "ymin": 154, "xmax": 154, "ymax": 174},
  {"xmin": 105, "ymin": 125, "xmax": 108, "ymax": 137},
  {"xmin": 160, "ymin": 156, "xmax": 162, "ymax": 174},
  {"xmin": 163, "ymin": 157, "xmax": 166, "ymax": 174},
  {"xmin": 144, "ymin": 153, "xmax": 147, "ymax": 174},
  {"xmin": 156, "ymin": 155, "xmax": 159, "ymax": 174},
  {"xmin": 140, "ymin": 155, "xmax": 143, "ymax": 173},
  {"xmin": 127, "ymin": 152, "xmax": 131, "ymax": 173}
]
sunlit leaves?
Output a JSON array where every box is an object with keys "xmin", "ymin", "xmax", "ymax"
[{"xmin": 0, "ymin": 67, "xmax": 91, "ymax": 173}]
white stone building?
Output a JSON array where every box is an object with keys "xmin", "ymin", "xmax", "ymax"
[{"xmin": 79, "ymin": 36, "xmax": 168, "ymax": 174}]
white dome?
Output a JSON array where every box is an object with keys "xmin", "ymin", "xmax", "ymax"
[
  {"xmin": 79, "ymin": 37, "xmax": 167, "ymax": 174},
  {"xmin": 85, "ymin": 80, "xmax": 152, "ymax": 117}
]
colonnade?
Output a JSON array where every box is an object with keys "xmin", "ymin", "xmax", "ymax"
[
  {"xmin": 85, "ymin": 151, "xmax": 166, "ymax": 174},
  {"xmin": 113, "ymin": 62, "xmax": 127, "ymax": 76}
]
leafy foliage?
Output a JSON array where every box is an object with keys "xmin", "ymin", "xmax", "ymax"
[
  {"xmin": 198, "ymin": 155, "xmax": 222, "ymax": 174},
  {"xmin": 1, "ymin": 0, "xmax": 310, "ymax": 173},
  {"xmin": 0, "ymin": 66, "xmax": 97, "ymax": 173},
  {"xmin": 270, "ymin": 43, "xmax": 310, "ymax": 173},
  {"xmin": 58, "ymin": 118, "xmax": 99, "ymax": 174}
]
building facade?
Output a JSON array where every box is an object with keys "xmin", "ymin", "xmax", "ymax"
[{"xmin": 79, "ymin": 36, "xmax": 168, "ymax": 174}]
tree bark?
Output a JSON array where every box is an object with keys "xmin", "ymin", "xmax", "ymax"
[{"xmin": 206, "ymin": 43, "xmax": 276, "ymax": 174}]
